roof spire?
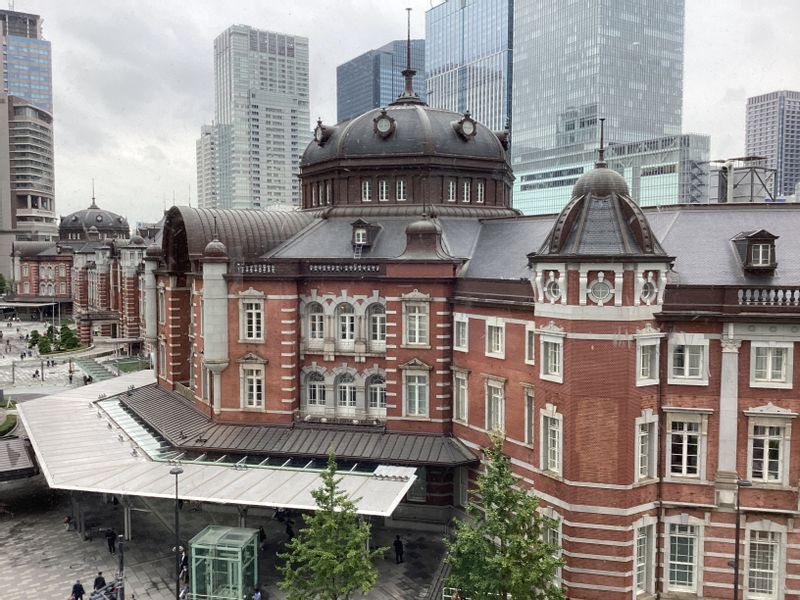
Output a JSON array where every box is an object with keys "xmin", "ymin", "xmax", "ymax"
[
  {"xmin": 597, "ymin": 118, "xmax": 607, "ymax": 166},
  {"xmin": 391, "ymin": 8, "xmax": 424, "ymax": 105},
  {"xmin": 213, "ymin": 215, "xmax": 219, "ymax": 240},
  {"xmin": 89, "ymin": 178, "xmax": 98, "ymax": 209}
]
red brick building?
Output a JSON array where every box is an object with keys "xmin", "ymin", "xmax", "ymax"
[{"xmin": 132, "ymin": 81, "xmax": 800, "ymax": 599}]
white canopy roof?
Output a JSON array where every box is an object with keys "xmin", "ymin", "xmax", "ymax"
[{"xmin": 17, "ymin": 372, "xmax": 417, "ymax": 517}]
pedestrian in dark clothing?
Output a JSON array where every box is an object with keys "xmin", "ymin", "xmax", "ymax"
[
  {"xmin": 393, "ymin": 535, "xmax": 404, "ymax": 563},
  {"xmin": 93, "ymin": 572, "xmax": 106, "ymax": 591},
  {"xmin": 285, "ymin": 522, "xmax": 295, "ymax": 541},
  {"xmin": 71, "ymin": 579, "xmax": 86, "ymax": 600},
  {"xmin": 105, "ymin": 528, "xmax": 117, "ymax": 554},
  {"xmin": 258, "ymin": 525, "xmax": 266, "ymax": 550}
]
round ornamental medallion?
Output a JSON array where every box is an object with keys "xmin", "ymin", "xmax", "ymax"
[
  {"xmin": 588, "ymin": 275, "xmax": 613, "ymax": 305},
  {"xmin": 545, "ymin": 279, "xmax": 561, "ymax": 302},
  {"xmin": 373, "ymin": 110, "xmax": 396, "ymax": 139},
  {"xmin": 641, "ymin": 281, "xmax": 657, "ymax": 303}
]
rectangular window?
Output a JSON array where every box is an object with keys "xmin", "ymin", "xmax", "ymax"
[
  {"xmin": 405, "ymin": 373, "xmax": 428, "ymax": 416},
  {"xmin": 59, "ymin": 282, "xmax": 66, "ymax": 294},
  {"xmin": 751, "ymin": 243, "xmax": 771, "ymax": 266},
  {"xmin": 447, "ymin": 179, "xmax": 456, "ymax": 202},
  {"xmin": 339, "ymin": 313, "xmax": 355, "ymax": 342},
  {"xmin": 307, "ymin": 380, "xmax": 325, "ymax": 406},
  {"xmin": 637, "ymin": 421, "xmax": 656, "ymax": 480},
  {"xmin": 242, "ymin": 300, "xmax": 263, "ymax": 340},
  {"xmin": 462, "ymin": 180, "xmax": 471, "ymax": 202},
  {"xmin": 361, "ymin": 179, "xmax": 372, "ymax": 202},
  {"xmin": 454, "ymin": 316, "xmax": 468, "ymax": 351},
  {"xmin": 524, "ymin": 388, "xmax": 534, "ymax": 445},
  {"xmin": 370, "ymin": 313, "xmax": 386, "ymax": 343},
  {"xmin": 308, "ymin": 313, "xmax": 324, "ymax": 341},
  {"xmin": 158, "ymin": 289, "xmax": 166, "ymax": 324},
  {"xmin": 637, "ymin": 342, "xmax": 659, "ymax": 384},
  {"xmin": 747, "ymin": 530, "xmax": 780, "ymax": 597},
  {"xmin": 378, "ymin": 179, "xmax": 389, "ymax": 201},
  {"xmin": 486, "ymin": 381, "xmax": 504, "ymax": 432},
  {"xmin": 453, "ymin": 372, "xmax": 468, "ymax": 422},
  {"xmin": 541, "ymin": 339, "xmax": 563, "ymax": 382},
  {"xmin": 396, "ymin": 178, "xmax": 407, "ymax": 201},
  {"xmin": 486, "ymin": 323, "xmax": 504, "ymax": 357},
  {"xmin": 243, "ymin": 367, "xmax": 264, "ymax": 408},
  {"xmin": 668, "ymin": 524, "xmax": 697, "ymax": 591},
  {"xmin": 368, "ymin": 382, "xmax": 386, "ymax": 409},
  {"xmin": 476, "ymin": 180, "xmax": 485, "ymax": 203},
  {"xmin": 354, "ymin": 228, "xmax": 367, "ymax": 245},
  {"xmin": 672, "ymin": 345, "xmax": 703, "ymax": 379},
  {"xmin": 751, "ymin": 424, "xmax": 783, "ymax": 482},
  {"xmin": 408, "ymin": 466, "xmax": 427, "ymax": 501},
  {"xmin": 635, "ymin": 525, "xmax": 654, "ymax": 593},
  {"xmin": 59, "ymin": 265, "xmax": 66, "ymax": 277},
  {"xmin": 405, "ymin": 304, "xmax": 428, "ymax": 345},
  {"xmin": 159, "ymin": 341, "xmax": 166, "ymax": 378},
  {"xmin": 525, "ymin": 326, "xmax": 535, "ymax": 364},
  {"xmin": 542, "ymin": 413, "xmax": 562, "ymax": 474},
  {"xmin": 752, "ymin": 345, "xmax": 791, "ymax": 386},
  {"xmin": 669, "ymin": 420, "xmax": 700, "ymax": 477}
]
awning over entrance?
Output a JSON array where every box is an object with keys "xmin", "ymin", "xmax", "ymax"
[{"xmin": 16, "ymin": 372, "xmax": 417, "ymax": 517}]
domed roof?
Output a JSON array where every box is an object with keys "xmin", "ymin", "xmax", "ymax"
[
  {"xmin": 129, "ymin": 235, "xmax": 146, "ymax": 246},
  {"xmin": 145, "ymin": 243, "xmax": 163, "ymax": 259},
  {"xmin": 572, "ymin": 165, "xmax": 629, "ymax": 198},
  {"xmin": 301, "ymin": 105, "xmax": 507, "ymax": 168},
  {"xmin": 203, "ymin": 239, "xmax": 228, "ymax": 259},
  {"xmin": 59, "ymin": 199, "xmax": 129, "ymax": 240}
]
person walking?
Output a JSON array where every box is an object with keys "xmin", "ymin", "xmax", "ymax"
[
  {"xmin": 93, "ymin": 572, "xmax": 106, "ymax": 591},
  {"xmin": 105, "ymin": 528, "xmax": 117, "ymax": 554},
  {"xmin": 252, "ymin": 587, "xmax": 262, "ymax": 600},
  {"xmin": 393, "ymin": 535, "xmax": 404, "ymax": 564},
  {"xmin": 71, "ymin": 579, "xmax": 86, "ymax": 600}
]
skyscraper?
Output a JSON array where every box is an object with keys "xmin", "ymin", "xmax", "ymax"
[
  {"xmin": 200, "ymin": 25, "xmax": 310, "ymax": 210},
  {"xmin": 511, "ymin": 1, "xmax": 700, "ymax": 214},
  {"xmin": 0, "ymin": 10, "xmax": 53, "ymax": 112},
  {"xmin": 746, "ymin": 90, "xmax": 800, "ymax": 197},
  {"xmin": 196, "ymin": 124, "xmax": 218, "ymax": 209},
  {"xmin": 337, "ymin": 39, "xmax": 425, "ymax": 123},
  {"xmin": 425, "ymin": 0, "xmax": 512, "ymax": 131}
]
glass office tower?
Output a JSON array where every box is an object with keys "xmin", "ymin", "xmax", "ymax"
[
  {"xmin": 512, "ymin": 0, "xmax": 689, "ymax": 214},
  {"xmin": 337, "ymin": 40, "xmax": 425, "ymax": 123},
  {"xmin": 209, "ymin": 26, "xmax": 310, "ymax": 209},
  {"xmin": 746, "ymin": 90, "xmax": 800, "ymax": 197},
  {"xmin": 425, "ymin": 0, "xmax": 513, "ymax": 131},
  {"xmin": 0, "ymin": 10, "xmax": 52, "ymax": 112}
]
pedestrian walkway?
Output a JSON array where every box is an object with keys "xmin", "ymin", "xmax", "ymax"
[
  {"xmin": 74, "ymin": 358, "xmax": 115, "ymax": 383},
  {"xmin": 0, "ymin": 476, "xmax": 446, "ymax": 599}
]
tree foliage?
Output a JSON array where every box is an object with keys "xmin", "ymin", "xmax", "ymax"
[
  {"xmin": 0, "ymin": 273, "xmax": 7, "ymax": 295},
  {"xmin": 445, "ymin": 435, "xmax": 565, "ymax": 600},
  {"xmin": 278, "ymin": 454, "xmax": 386, "ymax": 600}
]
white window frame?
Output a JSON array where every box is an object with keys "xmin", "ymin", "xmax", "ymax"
[
  {"xmin": 368, "ymin": 305, "xmax": 386, "ymax": 351},
  {"xmin": 635, "ymin": 410, "xmax": 658, "ymax": 481},
  {"xmin": 241, "ymin": 365, "xmax": 264, "ymax": 409},
  {"xmin": 454, "ymin": 466, "xmax": 468, "ymax": 507},
  {"xmin": 751, "ymin": 243, "xmax": 772, "ymax": 266},
  {"xmin": 462, "ymin": 180, "xmax": 471, "ymax": 203},
  {"xmin": 633, "ymin": 519, "xmax": 657, "ymax": 595},
  {"xmin": 23, "ymin": 281, "xmax": 29, "ymax": 294},
  {"xmin": 404, "ymin": 302, "xmax": 429, "ymax": 346},
  {"xmin": 361, "ymin": 178, "xmax": 372, "ymax": 202},
  {"xmin": 665, "ymin": 410, "xmax": 709, "ymax": 481},
  {"xmin": 476, "ymin": 179, "xmax": 485, "ymax": 203},
  {"xmin": 485, "ymin": 319, "xmax": 505, "ymax": 359},
  {"xmin": 305, "ymin": 372, "xmax": 326, "ymax": 409},
  {"xmin": 750, "ymin": 342, "xmax": 793, "ymax": 389},
  {"xmin": 404, "ymin": 370, "xmax": 429, "ymax": 417},
  {"xmin": 396, "ymin": 178, "xmax": 407, "ymax": 201},
  {"xmin": 367, "ymin": 375, "xmax": 386, "ymax": 412},
  {"xmin": 453, "ymin": 313, "xmax": 468, "ymax": 352},
  {"xmin": 540, "ymin": 334, "xmax": 564, "ymax": 384},
  {"xmin": 665, "ymin": 519, "xmax": 702, "ymax": 593},
  {"xmin": 747, "ymin": 415, "xmax": 793, "ymax": 486},
  {"xmin": 447, "ymin": 179, "xmax": 456, "ymax": 202},
  {"xmin": 744, "ymin": 521, "xmax": 786, "ymax": 600},
  {"xmin": 485, "ymin": 378, "xmax": 505, "ymax": 433},
  {"xmin": 523, "ymin": 386, "xmax": 534, "ymax": 446},
  {"xmin": 667, "ymin": 334, "xmax": 709, "ymax": 385},
  {"xmin": 540, "ymin": 404, "xmax": 563, "ymax": 476},
  {"xmin": 525, "ymin": 324, "xmax": 535, "ymax": 365},
  {"xmin": 159, "ymin": 340, "xmax": 167, "ymax": 378},
  {"xmin": 636, "ymin": 337, "xmax": 660, "ymax": 386},
  {"xmin": 378, "ymin": 178, "xmax": 389, "ymax": 201},
  {"xmin": 453, "ymin": 369, "xmax": 468, "ymax": 423},
  {"xmin": 240, "ymin": 298, "xmax": 264, "ymax": 342},
  {"xmin": 335, "ymin": 374, "xmax": 357, "ymax": 409},
  {"xmin": 306, "ymin": 303, "xmax": 324, "ymax": 346},
  {"xmin": 354, "ymin": 228, "xmax": 367, "ymax": 245},
  {"xmin": 158, "ymin": 288, "xmax": 166, "ymax": 325},
  {"xmin": 337, "ymin": 304, "xmax": 355, "ymax": 349}
]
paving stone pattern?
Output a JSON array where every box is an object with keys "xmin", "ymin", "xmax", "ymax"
[{"xmin": 0, "ymin": 477, "xmax": 446, "ymax": 599}]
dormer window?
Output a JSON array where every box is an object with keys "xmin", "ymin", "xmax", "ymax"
[
  {"xmin": 732, "ymin": 230, "xmax": 778, "ymax": 274},
  {"xmin": 351, "ymin": 219, "xmax": 380, "ymax": 251},
  {"xmin": 751, "ymin": 243, "xmax": 771, "ymax": 266},
  {"xmin": 354, "ymin": 228, "xmax": 367, "ymax": 245}
]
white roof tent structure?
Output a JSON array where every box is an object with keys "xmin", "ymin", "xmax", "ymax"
[{"xmin": 16, "ymin": 371, "xmax": 417, "ymax": 517}]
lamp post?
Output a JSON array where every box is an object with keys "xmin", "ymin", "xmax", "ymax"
[
  {"xmin": 169, "ymin": 466, "xmax": 184, "ymax": 600},
  {"xmin": 732, "ymin": 478, "xmax": 752, "ymax": 599}
]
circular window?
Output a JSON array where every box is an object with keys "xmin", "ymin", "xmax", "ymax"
[
  {"xmin": 545, "ymin": 279, "xmax": 561, "ymax": 301},
  {"xmin": 641, "ymin": 281, "xmax": 657, "ymax": 302},
  {"xmin": 589, "ymin": 280, "xmax": 612, "ymax": 303},
  {"xmin": 96, "ymin": 215, "xmax": 103, "ymax": 222}
]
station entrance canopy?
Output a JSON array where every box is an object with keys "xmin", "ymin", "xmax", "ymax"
[{"xmin": 16, "ymin": 372, "xmax": 417, "ymax": 517}]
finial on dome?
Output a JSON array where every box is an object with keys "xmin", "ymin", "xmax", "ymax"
[
  {"xmin": 597, "ymin": 117, "xmax": 607, "ymax": 167},
  {"xmin": 391, "ymin": 8, "xmax": 423, "ymax": 105},
  {"xmin": 89, "ymin": 178, "xmax": 98, "ymax": 209}
]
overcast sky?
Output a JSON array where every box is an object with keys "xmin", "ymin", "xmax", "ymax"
[{"xmin": 17, "ymin": 0, "xmax": 800, "ymax": 224}]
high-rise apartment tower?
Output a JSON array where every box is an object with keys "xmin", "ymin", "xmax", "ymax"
[
  {"xmin": 0, "ymin": 10, "xmax": 53, "ymax": 111},
  {"xmin": 199, "ymin": 25, "xmax": 310, "ymax": 209},
  {"xmin": 511, "ymin": 1, "xmax": 705, "ymax": 214},
  {"xmin": 425, "ymin": 0, "xmax": 513, "ymax": 131},
  {"xmin": 746, "ymin": 90, "xmax": 800, "ymax": 197},
  {"xmin": 337, "ymin": 40, "xmax": 425, "ymax": 123}
]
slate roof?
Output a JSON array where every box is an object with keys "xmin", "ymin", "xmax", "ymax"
[{"xmin": 122, "ymin": 385, "xmax": 477, "ymax": 467}]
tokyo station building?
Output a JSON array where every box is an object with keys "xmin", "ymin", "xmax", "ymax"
[{"xmin": 128, "ymin": 78, "xmax": 800, "ymax": 600}]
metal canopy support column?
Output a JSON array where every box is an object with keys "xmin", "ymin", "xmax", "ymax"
[
  {"xmin": 123, "ymin": 497, "xmax": 132, "ymax": 541},
  {"xmin": 237, "ymin": 506, "xmax": 248, "ymax": 528}
]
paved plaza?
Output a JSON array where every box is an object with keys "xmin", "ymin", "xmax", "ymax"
[{"xmin": 0, "ymin": 476, "xmax": 445, "ymax": 599}]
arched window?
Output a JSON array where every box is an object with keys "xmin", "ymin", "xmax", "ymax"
[
  {"xmin": 367, "ymin": 304, "xmax": 386, "ymax": 350},
  {"xmin": 306, "ymin": 302, "xmax": 324, "ymax": 345},
  {"xmin": 336, "ymin": 373, "xmax": 357, "ymax": 409},
  {"xmin": 306, "ymin": 372, "xmax": 326, "ymax": 408},
  {"xmin": 367, "ymin": 375, "xmax": 386, "ymax": 413},
  {"xmin": 336, "ymin": 303, "xmax": 355, "ymax": 347}
]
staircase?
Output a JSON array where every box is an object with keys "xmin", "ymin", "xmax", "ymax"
[{"xmin": 74, "ymin": 358, "xmax": 116, "ymax": 382}]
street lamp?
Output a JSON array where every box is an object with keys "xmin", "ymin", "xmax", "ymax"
[
  {"xmin": 732, "ymin": 478, "xmax": 752, "ymax": 599},
  {"xmin": 169, "ymin": 466, "xmax": 184, "ymax": 600}
]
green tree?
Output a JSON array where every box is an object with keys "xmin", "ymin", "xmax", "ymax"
[
  {"xmin": 445, "ymin": 435, "xmax": 565, "ymax": 600},
  {"xmin": 28, "ymin": 330, "xmax": 41, "ymax": 349},
  {"xmin": 37, "ymin": 337, "xmax": 51, "ymax": 354},
  {"xmin": 278, "ymin": 454, "xmax": 385, "ymax": 600},
  {"xmin": 0, "ymin": 273, "xmax": 6, "ymax": 295}
]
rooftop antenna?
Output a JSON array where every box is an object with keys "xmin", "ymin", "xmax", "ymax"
[
  {"xmin": 597, "ymin": 117, "xmax": 606, "ymax": 166},
  {"xmin": 213, "ymin": 215, "xmax": 219, "ymax": 240},
  {"xmin": 90, "ymin": 178, "xmax": 98, "ymax": 209}
]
